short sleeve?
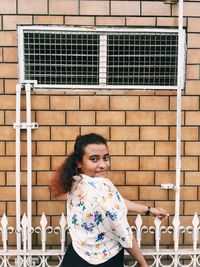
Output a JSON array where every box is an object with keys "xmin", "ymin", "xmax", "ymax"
[{"xmin": 99, "ymin": 179, "xmax": 133, "ymax": 248}]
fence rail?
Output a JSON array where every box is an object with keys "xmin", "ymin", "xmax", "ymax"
[{"xmin": 0, "ymin": 213, "xmax": 200, "ymax": 267}]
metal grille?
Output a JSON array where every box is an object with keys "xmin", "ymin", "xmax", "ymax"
[
  {"xmin": 21, "ymin": 27, "xmax": 181, "ymax": 89},
  {"xmin": 107, "ymin": 33, "xmax": 178, "ymax": 86},
  {"xmin": 24, "ymin": 32, "xmax": 99, "ymax": 85}
]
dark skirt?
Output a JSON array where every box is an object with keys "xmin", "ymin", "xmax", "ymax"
[{"xmin": 61, "ymin": 243, "xmax": 124, "ymax": 267}]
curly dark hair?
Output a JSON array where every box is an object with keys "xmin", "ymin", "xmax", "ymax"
[{"xmin": 50, "ymin": 133, "xmax": 107, "ymax": 197}]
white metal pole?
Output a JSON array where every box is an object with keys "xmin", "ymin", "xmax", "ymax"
[
  {"xmin": 15, "ymin": 84, "xmax": 22, "ymax": 250},
  {"xmin": 175, "ymin": 0, "xmax": 184, "ymax": 254},
  {"xmin": 25, "ymin": 83, "xmax": 32, "ymax": 251}
]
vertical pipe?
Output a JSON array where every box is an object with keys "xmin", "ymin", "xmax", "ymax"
[
  {"xmin": 174, "ymin": 0, "xmax": 184, "ymax": 258},
  {"xmin": 15, "ymin": 84, "xmax": 22, "ymax": 251},
  {"xmin": 25, "ymin": 83, "xmax": 32, "ymax": 251}
]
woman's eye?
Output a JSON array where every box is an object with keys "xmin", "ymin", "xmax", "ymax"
[
  {"xmin": 104, "ymin": 155, "xmax": 110, "ymax": 161},
  {"xmin": 90, "ymin": 157, "xmax": 98, "ymax": 162}
]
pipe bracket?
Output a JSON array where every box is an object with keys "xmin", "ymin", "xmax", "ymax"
[{"xmin": 13, "ymin": 122, "xmax": 38, "ymax": 129}]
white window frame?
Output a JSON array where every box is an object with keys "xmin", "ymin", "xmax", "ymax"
[{"xmin": 18, "ymin": 25, "xmax": 185, "ymax": 90}]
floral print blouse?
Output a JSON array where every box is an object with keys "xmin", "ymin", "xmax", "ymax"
[{"xmin": 67, "ymin": 174, "xmax": 133, "ymax": 265}]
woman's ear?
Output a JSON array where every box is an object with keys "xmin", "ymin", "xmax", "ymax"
[{"xmin": 76, "ymin": 161, "xmax": 82, "ymax": 169}]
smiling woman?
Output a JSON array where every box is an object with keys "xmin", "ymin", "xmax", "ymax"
[{"xmin": 50, "ymin": 133, "xmax": 168, "ymax": 267}]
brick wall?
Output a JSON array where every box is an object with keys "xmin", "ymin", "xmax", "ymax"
[{"xmin": 0, "ymin": 0, "xmax": 200, "ymax": 247}]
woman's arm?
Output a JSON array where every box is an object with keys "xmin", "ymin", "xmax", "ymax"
[
  {"xmin": 125, "ymin": 235, "xmax": 148, "ymax": 267},
  {"xmin": 124, "ymin": 199, "xmax": 169, "ymax": 219}
]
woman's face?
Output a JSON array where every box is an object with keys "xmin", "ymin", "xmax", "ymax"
[{"xmin": 77, "ymin": 143, "xmax": 110, "ymax": 178}]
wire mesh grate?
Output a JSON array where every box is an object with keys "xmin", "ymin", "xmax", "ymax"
[{"xmin": 23, "ymin": 29, "xmax": 179, "ymax": 88}]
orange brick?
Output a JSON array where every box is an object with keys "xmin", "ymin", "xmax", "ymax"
[
  {"xmin": 126, "ymin": 141, "xmax": 154, "ymax": 155},
  {"xmin": 65, "ymin": 16, "xmax": 94, "ymax": 26},
  {"xmin": 96, "ymin": 17, "xmax": 125, "ymax": 26},
  {"xmin": 140, "ymin": 96, "xmax": 169, "ymax": 110},
  {"xmin": 36, "ymin": 111, "xmax": 65, "ymax": 125},
  {"xmin": 0, "ymin": 32, "xmax": 16, "ymax": 46},
  {"xmin": 7, "ymin": 202, "xmax": 36, "ymax": 216},
  {"xmin": 169, "ymin": 156, "xmax": 198, "ymax": 171},
  {"xmin": 186, "ymin": 65, "xmax": 199, "ymax": 80},
  {"xmin": 6, "ymin": 141, "xmax": 36, "ymax": 156},
  {"xmin": 50, "ymin": 96, "xmax": 79, "ymax": 110},
  {"xmin": 155, "ymin": 141, "xmax": 177, "ymax": 156},
  {"xmin": 185, "ymin": 172, "xmax": 200, "ymax": 185},
  {"xmin": 185, "ymin": 142, "xmax": 200, "ymax": 156},
  {"xmin": 172, "ymin": 2, "xmax": 200, "ymax": 17},
  {"xmin": 38, "ymin": 201, "xmax": 66, "ymax": 215},
  {"xmin": 108, "ymin": 171, "xmax": 125, "ymax": 185},
  {"xmin": 0, "ymin": 95, "xmax": 15, "ymax": 109},
  {"xmin": 3, "ymin": 47, "xmax": 17, "ymax": 62},
  {"xmin": 0, "ymin": 48, "xmax": 2, "ymax": 62},
  {"xmin": 0, "ymin": 111, "xmax": 4, "ymax": 124},
  {"xmin": 188, "ymin": 18, "xmax": 200, "ymax": 33},
  {"xmin": 188, "ymin": 34, "xmax": 200, "ymax": 49},
  {"xmin": 155, "ymin": 171, "xmax": 184, "ymax": 185},
  {"xmin": 0, "ymin": 142, "xmax": 5, "ymax": 155},
  {"xmin": 126, "ymin": 111, "xmax": 154, "ymax": 125},
  {"xmin": 67, "ymin": 111, "xmax": 95, "ymax": 125},
  {"xmin": 0, "ymin": 157, "xmax": 15, "ymax": 170},
  {"xmin": 186, "ymin": 80, "xmax": 200, "ymax": 95},
  {"xmin": 37, "ymin": 171, "xmax": 53, "ymax": 185},
  {"xmin": 80, "ymin": 1, "xmax": 109, "ymax": 15},
  {"xmin": 32, "ymin": 126, "xmax": 50, "ymax": 140},
  {"xmin": 186, "ymin": 112, "xmax": 200, "ymax": 126},
  {"xmin": 21, "ymin": 186, "xmax": 50, "ymax": 200},
  {"xmin": 0, "ymin": 187, "xmax": 15, "ymax": 200},
  {"xmin": 37, "ymin": 141, "xmax": 66, "ymax": 155},
  {"xmin": 157, "ymin": 17, "xmax": 178, "ymax": 27},
  {"xmin": 188, "ymin": 49, "xmax": 200, "ymax": 64},
  {"xmin": 0, "ymin": 172, "xmax": 5, "ymax": 185},
  {"xmin": 51, "ymin": 156, "xmax": 66, "ymax": 170},
  {"xmin": 126, "ymin": 171, "xmax": 154, "ymax": 186},
  {"xmin": 111, "ymin": 1, "xmax": 140, "ymax": 16},
  {"xmin": 142, "ymin": 2, "xmax": 170, "ymax": 16},
  {"xmin": 4, "ymin": 79, "xmax": 17, "ymax": 94},
  {"xmin": 34, "ymin": 15, "xmax": 63, "ymax": 24},
  {"xmin": 21, "ymin": 156, "xmax": 50, "ymax": 171},
  {"xmin": 0, "ymin": 202, "xmax": 6, "ymax": 215},
  {"xmin": 156, "ymin": 111, "xmax": 184, "ymax": 126},
  {"xmin": 184, "ymin": 202, "xmax": 200, "ymax": 215},
  {"xmin": 169, "ymin": 187, "xmax": 197, "ymax": 201},
  {"xmin": 0, "ymin": 126, "xmax": 15, "ymax": 140},
  {"xmin": 155, "ymin": 201, "xmax": 178, "ymax": 216},
  {"xmin": 0, "ymin": 79, "xmax": 3, "ymax": 94},
  {"xmin": 28, "ymin": 95, "xmax": 49, "ymax": 110},
  {"xmin": 140, "ymin": 127, "xmax": 169, "ymax": 140},
  {"xmin": 0, "ymin": 64, "xmax": 17, "ymax": 78},
  {"xmin": 96, "ymin": 111, "xmax": 125, "ymax": 125},
  {"xmin": 170, "ymin": 126, "xmax": 198, "ymax": 141},
  {"xmin": 107, "ymin": 141, "xmax": 124, "ymax": 155},
  {"xmin": 111, "ymin": 156, "xmax": 139, "ymax": 170},
  {"xmin": 3, "ymin": 15, "xmax": 32, "ymax": 30},
  {"xmin": 51, "ymin": 126, "xmax": 79, "ymax": 140},
  {"xmin": 126, "ymin": 17, "xmax": 156, "ymax": 26},
  {"xmin": 140, "ymin": 157, "xmax": 168, "ymax": 171},
  {"xmin": 111, "ymin": 126, "xmax": 139, "ymax": 140},
  {"xmin": 110, "ymin": 96, "xmax": 139, "ymax": 110},
  {"xmin": 140, "ymin": 186, "xmax": 168, "ymax": 200},
  {"xmin": 117, "ymin": 186, "xmax": 138, "ymax": 200},
  {"xmin": 18, "ymin": 0, "xmax": 48, "ymax": 14},
  {"xmin": 66, "ymin": 141, "xmax": 75, "ymax": 155},
  {"xmin": 80, "ymin": 96, "xmax": 109, "ymax": 110},
  {"xmin": 7, "ymin": 171, "xmax": 36, "ymax": 186},
  {"xmin": 81, "ymin": 126, "xmax": 109, "ymax": 139},
  {"xmin": 49, "ymin": 0, "xmax": 78, "ymax": 15},
  {"xmin": 0, "ymin": 0, "xmax": 16, "ymax": 14},
  {"xmin": 170, "ymin": 96, "xmax": 199, "ymax": 110},
  {"xmin": 5, "ymin": 110, "xmax": 35, "ymax": 126}
]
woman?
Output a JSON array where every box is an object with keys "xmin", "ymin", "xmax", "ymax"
[{"xmin": 51, "ymin": 133, "xmax": 168, "ymax": 267}]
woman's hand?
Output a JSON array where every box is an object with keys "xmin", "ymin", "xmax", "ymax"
[{"xmin": 150, "ymin": 207, "xmax": 169, "ymax": 220}]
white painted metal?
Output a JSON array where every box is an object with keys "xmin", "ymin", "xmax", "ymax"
[
  {"xmin": 25, "ymin": 84, "xmax": 33, "ymax": 252},
  {"xmin": 99, "ymin": 34, "xmax": 107, "ymax": 85},
  {"xmin": 15, "ymin": 84, "xmax": 22, "ymax": 253},
  {"xmin": 17, "ymin": 27, "xmax": 25, "ymax": 84},
  {"xmin": 0, "ymin": 213, "xmax": 200, "ymax": 266}
]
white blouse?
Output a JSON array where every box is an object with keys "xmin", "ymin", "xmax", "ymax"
[{"xmin": 67, "ymin": 174, "xmax": 133, "ymax": 265}]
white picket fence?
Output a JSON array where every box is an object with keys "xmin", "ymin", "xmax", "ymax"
[{"xmin": 0, "ymin": 213, "xmax": 200, "ymax": 267}]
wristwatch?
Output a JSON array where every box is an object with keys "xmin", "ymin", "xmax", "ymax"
[{"xmin": 145, "ymin": 206, "xmax": 151, "ymax": 216}]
